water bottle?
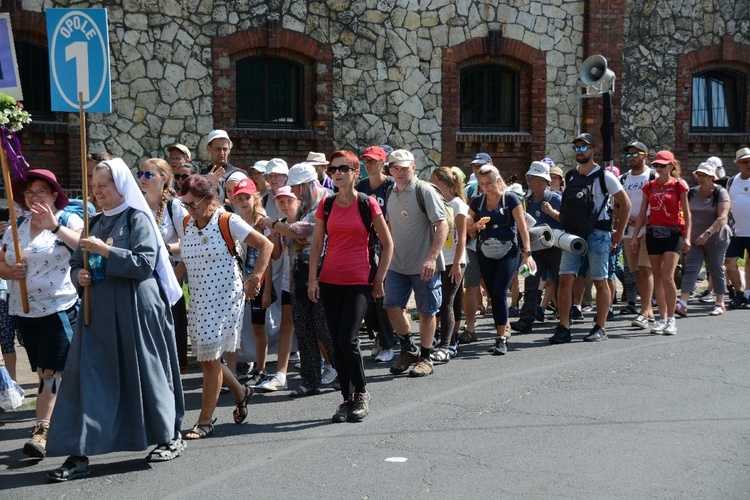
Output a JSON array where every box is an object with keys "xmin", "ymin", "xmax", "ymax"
[
  {"xmin": 519, "ymin": 263, "xmax": 536, "ymax": 278},
  {"xmin": 88, "ymin": 254, "xmax": 107, "ymax": 282}
]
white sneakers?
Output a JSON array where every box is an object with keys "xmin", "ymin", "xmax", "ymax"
[{"xmin": 374, "ymin": 348, "xmax": 394, "ymax": 362}]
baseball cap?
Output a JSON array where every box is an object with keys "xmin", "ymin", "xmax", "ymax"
[
  {"xmin": 380, "ymin": 144, "xmax": 395, "ymax": 158},
  {"xmin": 572, "ymin": 133, "xmax": 597, "ymax": 147},
  {"xmin": 250, "ymin": 160, "xmax": 268, "ymax": 174},
  {"xmin": 360, "ymin": 146, "xmax": 387, "ymax": 162},
  {"xmin": 233, "ymin": 178, "xmax": 258, "ymax": 197},
  {"xmin": 388, "ymin": 149, "xmax": 415, "ymax": 167},
  {"xmin": 735, "ymin": 148, "xmax": 750, "ymax": 162},
  {"xmin": 304, "ymin": 152, "xmax": 329, "ymax": 165},
  {"xmin": 705, "ymin": 156, "xmax": 722, "ymax": 168},
  {"xmin": 540, "ymin": 157, "xmax": 556, "ymax": 169},
  {"xmin": 471, "ymin": 152, "xmax": 492, "ymax": 164},
  {"xmin": 287, "ymin": 163, "xmax": 317, "ymax": 186},
  {"xmin": 525, "ymin": 161, "xmax": 551, "ymax": 182},
  {"xmin": 265, "ymin": 158, "xmax": 289, "ymax": 176},
  {"xmin": 206, "ymin": 129, "xmax": 233, "ymax": 149},
  {"xmin": 652, "ymin": 150, "xmax": 675, "ymax": 165},
  {"xmin": 167, "ymin": 144, "xmax": 191, "ymax": 160},
  {"xmin": 623, "ymin": 140, "xmax": 648, "ymax": 154},
  {"xmin": 273, "ymin": 185, "xmax": 297, "ymax": 200},
  {"xmin": 694, "ymin": 162, "xmax": 717, "ymax": 179}
]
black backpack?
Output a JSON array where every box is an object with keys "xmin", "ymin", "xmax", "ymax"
[
  {"xmin": 560, "ymin": 167, "xmax": 610, "ymax": 237},
  {"xmin": 323, "ymin": 192, "xmax": 379, "ymax": 283}
]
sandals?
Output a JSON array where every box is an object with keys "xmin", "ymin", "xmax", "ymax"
[
  {"xmin": 289, "ymin": 385, "xmax": 321, "ymax": 398},
  {"xmin": 233, "ymin": 384, "xmax": 254, "ymax": 424},
  {"xmin": 47, "ymin": 455, "xmax": 91, "ymax": 482},
  {"xmin": 430, "ymin": 348, "xmax": 451, "ymax": 364},
  {"xmin": 146, "ymin": 434, "xmax": 187, "ymax": 462},
  {"xmin": 184, "ymin": 418, "xmax": 216, "ymax": 440}
]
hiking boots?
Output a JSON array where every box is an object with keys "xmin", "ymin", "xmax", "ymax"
[
  {"xmin": 389, "ymin": 348, "xmax": 420, "ymax": 374},
  {"xmin": 409, "ymin": 357, "xmax": 434, "ymax": 377},
  {"xmin": 23, "ymin": 423, "xmax": 48, "ymax": 459}
]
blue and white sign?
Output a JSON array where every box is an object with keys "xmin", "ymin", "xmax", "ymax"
[{"xmin": 46, "ymin": 8, "xmax": 111, "ymax": 113}]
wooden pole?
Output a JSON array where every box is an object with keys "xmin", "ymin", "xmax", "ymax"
[
  {"xmin": 0, "ymin": 146, "xmax": 29, "ymax": 313},
  {"xmin": 79, "ymin": 92, "xmax": 90, "ymax": 325}
]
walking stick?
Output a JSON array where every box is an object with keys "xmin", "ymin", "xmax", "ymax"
[
  {"xmin": 79, "ymin": 92, "xmax": 91, "ymax": 325},
  {"xmin": 0, "ymin": 147, "xmax": 29, "ymax": 313}
]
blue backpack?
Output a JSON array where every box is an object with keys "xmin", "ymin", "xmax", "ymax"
[{"xmin": 17, "ymin": 199, "xmax": 95, "ymax": 253}]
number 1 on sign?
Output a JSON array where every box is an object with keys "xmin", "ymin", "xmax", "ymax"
[{"xmin": 65, "ymin": 41, "xmax": 90, "ymax": 101}]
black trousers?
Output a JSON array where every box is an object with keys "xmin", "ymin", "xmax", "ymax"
[{"xmin": 519, "ymin": 247, "xmax": 561, "ymax": 324}]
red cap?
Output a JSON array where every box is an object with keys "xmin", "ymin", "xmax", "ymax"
[
  {"xmin": 233, "ymin": 178, "xmax": 257, "ymax": 196},
  {"xmin": 360, "ymin": 146, "xmax": 387, "ymax": 162},
  {"xmin": 652, "ymin": 150, "xmax": 675, "ymax": 165}
]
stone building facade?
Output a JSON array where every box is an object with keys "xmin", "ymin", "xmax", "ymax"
[{"xmin": 3, "ymin": 0, "xmax": 749, "ymax": 193}]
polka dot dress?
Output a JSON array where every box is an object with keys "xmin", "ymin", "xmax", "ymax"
[{"xmin": 181, "ymin": 210, "xmax": 252, "ymax": 362}]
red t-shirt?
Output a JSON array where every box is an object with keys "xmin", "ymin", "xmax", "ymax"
[
  {"xmin": 315, "ymin": 196, "xmax": 382, "ymax": 285},
  {"xmin": 642, "ymin": 177, "xmax": 688, "ymax": 228}
]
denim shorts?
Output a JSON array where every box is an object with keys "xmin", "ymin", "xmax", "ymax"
[
  {"xmin": 383, "ymin": 269, "xmax": 442, "ymax": 317},
  {"xmin": 559, "ymin": 229, "xmax": 612, "ymax": 280}
]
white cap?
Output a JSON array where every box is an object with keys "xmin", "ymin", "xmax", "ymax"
[
  {"xmin": 388, "ymin": 149, "xmax": 415, "ymax": 167},
  {"xmin": 206, "ymin": 129, "xmax": 233, "ymax": 149},
  {"xmin": 250, "ymin": 160, "xmax": 268, "ymax": 173},
  {"xmin": 287, "ymin": 163, "xmax": 317, "ymax": 186},
  {"xmin": 265, "ymin": 158, "xmax": 289, "ymax": 176},
  {"xmin": 705, "ymin": 156, "xmax": 722, "ymax": 168},
  {"xmin": 694, "ymin": 162, "xmax": 718, "ymax": 180},
  {"xmin": 525, "ymin": 161, "xmax": 551, "ymax": 182}
]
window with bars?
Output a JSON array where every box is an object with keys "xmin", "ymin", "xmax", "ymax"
[
  {"xmin": 691, "ymin": 69, "xmax": 747, "ymax": 133},
  {"xmin": 236, "ymin": 56, "xmax": 304, "ymax": 128},
  {"xmin": 15, "ymin": 41, "xmax": 55, "ymax": 121},
  {"xmin": 460, "ymin": 64, "xmax": 519, "ymax": 132}
]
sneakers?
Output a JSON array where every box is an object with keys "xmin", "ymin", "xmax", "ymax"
[
  {"xmin": 709, "ymin": 304, "xmax": 726, "ymax": 316},
  {"xmin": 255, "ymin": 375, "xmax": 287, "ymax": 392},
  {"xmin": 458, "ymin": 329, "xmax": 477, "ymax": 344},
  {"xmin": 510, "ymin": 319, "xmax": 533, "ymax": 334},
  {"xmin": 651, "ymin": 319, "xmax": 666, "ymax": 334},
  {"xmin": 631, "ymin": 313, "xmax": 652, "ymax": 329},
  {"xmin": 619, "ymin": 303, "xmax": 638, "ymax": 315},
  {"xmin": 47, "ymin": 456, "xmax": 91, "ymax": 482},
  {"xmin": 247, "ymin": 370, "xmax": 268, "ymax": 388},
  {"xmin": 370, "ymin": 345, "xmax": 383, "ymax": 358},
  {"xmin": 409, "ymin": 357, "xmax": 434, "ymax": 377},
  {"xmin": 583, "ymin": 324, "xmax": 608, "ymax": 342},
  {"xmin": 606, "ymin": 309, "xmax": 614, "ymax": 321},
  {"xmin": 321, "ymin": 365, "xmax": 338, "ymax": 386},
  {"xmin": 675, "ymin": 301, "xmax": 688, "ymax": 317},
  {"xmin": 332, "ymin": 399, "xmax": 353, "ymax": 423},
  {"xmin": 390, "ymin": 348, "xmax": 420, "ymax": 374},
  {"xmin": 490, "ymin": 336, "xmax": 507, "ymax": 355},
  {"xmin": 698, "ymin": 290, "xmax": 716, "ymax": 303},
  {"xmin": 23, "ymin": 423, "xmax": 49, "ymax": 458},
  {"xmin": 508, "ymin": 306, "xmax": 520, "ymax": 317},
  {"xmin": 374, "ymin": 348, "xmax": 394, "ymax": 363},
  {"xmin": 570, "ymin": 307, "xmax": 584, "ymax": 322},
  {"xmin": 729, "ymin": 292, "xmax": 748, "ymax": 310},
  {"xmin": 664, "ymin": 317, "xmax": 678, "ymax": 334},
  {"xmin": 549, "ymin": 325, "xmax": 572, "ymax": 344},
  {"xmin": 349, "ymin": 392, "xmax": 371, "ymax": 421}
]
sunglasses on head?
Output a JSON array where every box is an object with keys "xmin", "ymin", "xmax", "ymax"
[
  {"xmin": 327, "ymin": 165, "xmax": 355, "ymax": 175},
  {"xmin": 137, "ymin": 171, "xmax": 157, "ymax": 180},
  {"xmin": 572, "ymin": 145, "xmax": 590, "ymax": 152},
  {"xmin": 174, "ymin": 173, "xmax": 190, "ymax": 181},
  {"xmin": 87, "ymin": 153, "xmax": 106, "ymax": 162},
  {"xmin": 625, "ymin": 152, "xmax": 646, "ymax": 158}
]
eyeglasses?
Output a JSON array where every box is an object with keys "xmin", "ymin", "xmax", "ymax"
[
  {"xmin": 23, "ymin": 189, "xmax": 50, "ymax": 198},
  {"xmin": 327, "ymin": 165, "xmax": 355, "ymax": 175},
  {"xmin": 625, "ymin": 152, "xmax": 646, "ymax": 158},
  {"xmin": 174, "ymin": 173, "xmax": 190, "ymax": 181},
  {"xmin": 572, "ymin": 145, "xmax": 590, "ymax": 152},
  {"xmin": 180, "ymin": 196, "xmax": 208, "ymax": 210},
  {"xmin": 137, "ymin": 171, "xmax": 157, "ymax": 180}
]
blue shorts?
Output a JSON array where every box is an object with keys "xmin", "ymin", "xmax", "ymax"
[
  {"xmin": 383, "ymin": 270, "xmax": 442, "ymax": 317},
  {"xmin": 726, "ymin": 236, "xmax": 750, "ymax": 259},
  {"xmin": 560, "ymin": 229, "xmax": 612, "ymax": 281}
]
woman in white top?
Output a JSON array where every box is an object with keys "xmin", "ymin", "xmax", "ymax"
[
  {"xmin": 430, "ymin": 167, "xmax": 468, "ymax": 361},
  {"xmin": 0, "ymin": 169, "xmax": 82, "ymax": 459}
]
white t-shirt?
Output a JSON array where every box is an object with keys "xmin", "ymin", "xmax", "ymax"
[
  {"xmin": 443, "ymin": 197, "xmax": 469, "ymax": 266},
  {"xmin": 621, "ymin": 169, "xmax": 653, "ymax": 238},
  {"xmin": 579, "ymin": 165, "xmax": 623, "ymax": 222},
  {"xmin": 728, "ymin": 174, "xmax": 750, "ymax": 236}
]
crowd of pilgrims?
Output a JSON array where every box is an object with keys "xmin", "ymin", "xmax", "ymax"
[{"xmin": 0, "ymin": 131, "xmax": 748, "ymax": 482}]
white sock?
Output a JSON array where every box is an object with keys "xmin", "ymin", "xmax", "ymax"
[{"xmin": 275, "ymin": 372, "xmax": 286, "ymax": 384}]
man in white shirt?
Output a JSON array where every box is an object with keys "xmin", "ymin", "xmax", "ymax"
[{"xmin": 727, "ymin": 147, "xmax": 750, "ymax": 309}]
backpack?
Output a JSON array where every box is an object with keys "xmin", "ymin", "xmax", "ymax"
[
  {"xmin": 688, "ymin": 185, "xmax": 722, "ymax": 206},
  {"xmin": 183, "ymin": 211, "xmax": 243, "ymax": 267},
  {"xmin": 323, "ymin": 192, "xmax": 379, "ymax": 283},
  {"xmin": 387, "ymin": 180, "xmax": 455, "ymax": 236},
  {"xmin": 216, "ymin": 164, "xmax": 244, "ymax": 206},
  {"xmin": 16, "ymin": 199, "xmax": 96, "ymax": 253},
  {"xmin": 560, "ymin": 167, "xmax": 610, "ymax": 237}
]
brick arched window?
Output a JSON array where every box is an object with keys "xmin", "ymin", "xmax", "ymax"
[
  {"xmin": 691, "ymin": 69, "xmax": 747, "ymax": 133},
  {"xmin": 236, "ymin": 56, "xmax": 304, "ymax": 129},
  {"xmin": 460, "ymin": 64, "xmax": 519, "ymax": 132}
]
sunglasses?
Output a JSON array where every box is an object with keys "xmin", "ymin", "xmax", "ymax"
[
  {"xmin": 652, "ymin": 163, "xmax": 670, "ymax": 168},
  {"xmin": 87, "ymin": 153, "xmax": 106, "ymax": 162},
  {"xmin": 180, "ymin": 196, "xmax": 208, "ymax": 210},
  {"xmin": 572, "ymin": 145, "xmax": 590, "ymax": 152},
  {"xmin": 137, "ymin": 171, "xmax": 157, "ymax": 180},
  {"xmin": 174, "ymin": 173, "xmax": 190, "ymax": 181},
  {"xmin": 327, "ymin": 165, "xmax": 355, "ymax": 175},
  {"xmin": 625, "ymin": 152, "xmax": 646, "ymax": 158}
]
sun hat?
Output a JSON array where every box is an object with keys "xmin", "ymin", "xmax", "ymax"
[
  {"xmin": 250, "ymin": 160, "xmax": 268, "ymax": 174},
  {"xmin": 286, "ymin": 163, "xmax": 317, "ymax": 186},
  {"xmin": 265, "ymin": 158, "xmax": 289, "ymax": 176},
  {"xmin": 303, "ymin": 152, "xmax": 329, "ymax": 165},
  {"xmin": 206, "ymin": 129, "xmax": 233, "ymax": 149},
  {"xmin": 735, "ymin": 148, "xmax": 750, "ymax": 162},
  {"xmin": 166, "ymin": 144, "xmax": 191, "ymax": 160},
  {"xmin": 549, "ymin": 166, "xmax": 564, "ymax": 179},
  {"xmin": 525, "ymin": 161, "xmax": 551, "ymax": 182},
  {"xmin": 12, "ymin": 169, "xmax": 69, "ymax": 209},
  {"xmin": 694, "ymin": 162, "xmax": 717, "ymax": 179}
]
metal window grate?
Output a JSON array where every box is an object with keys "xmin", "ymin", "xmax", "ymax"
[
  {"xmin": 460, "ymin": 64, "xmax": 519, "ymax": 132},
  {"xmin": 237, "ymin": 56, "xmax": 304, "ymax": 129},
  {"xmin": 15, "ymin": 41, "xmax": 55, "ymax": 121}
]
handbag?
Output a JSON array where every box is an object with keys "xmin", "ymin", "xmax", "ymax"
[{"xmin": 479, "ymin": 238, "xmax": 514, "ymax": 259}]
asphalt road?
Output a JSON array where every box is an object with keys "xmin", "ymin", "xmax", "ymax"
[{"xmin": 1, "ymin": 301, "xmax": 749, "ymax": 499}]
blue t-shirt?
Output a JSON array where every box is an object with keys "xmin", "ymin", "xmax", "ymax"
[
  {"xmin": 525, "ymin": 189, "xmax": 562, "ymax": 230},
  {"xmin": 356, "ymin": 176, "xmax": 395, "ymax": 213},
  {"xmin": 470, "ymin": 191, "xmax": 522, "ymax": 241}
]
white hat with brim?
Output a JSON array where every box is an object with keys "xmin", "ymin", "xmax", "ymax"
[
  {"xmin": 207, "ymin": 129, "xmax": 233, "ymax": 149},
  {"xmin": 735, "ymin": 148, "xmax": 750, "ymax": 162},
  {"xmin": 525, "ymin": 161, "xmax": 551, "ymax": 182},
  {"xmin": 265, "ymin": 158, "xmax": 289, "ymax": 176},
  {"xmin": 694, "ymin": 162, "xmax": 717, "ymax": 180},
  {"xmin": 287, "ymin": 163, "xmax": 317, "ymax": 186}
]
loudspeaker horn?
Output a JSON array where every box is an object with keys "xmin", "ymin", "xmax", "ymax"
[{"xmin": 579, "ymin": 55, "xmax": 615, "ymax": 86}]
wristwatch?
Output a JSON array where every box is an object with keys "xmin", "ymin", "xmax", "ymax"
[
  {"xmin": 524, "ymin": 250, "xmax": 532, "ymax": 256},
  {"xmin": 51, "ymin": 223, "xmax": 62, "ymax": 234},
  {"xmin": 271, "ymin": 217, "xmax": 287, "ymax": 229}
]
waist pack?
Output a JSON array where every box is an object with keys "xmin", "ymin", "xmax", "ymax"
[
  {"xmin": 479, "ymin": 238, "xmax": 514, "ymax": 260},
  {"xmin": 648, "ymin": 225, "xmax": 681, "ymax": 239}
]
